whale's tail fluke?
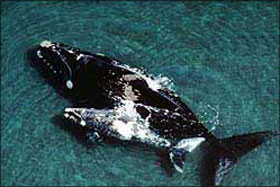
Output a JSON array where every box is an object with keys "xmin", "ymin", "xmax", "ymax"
[{"xmin": 200, "ymin": 131, "xmax": 279, "ymax": 186}]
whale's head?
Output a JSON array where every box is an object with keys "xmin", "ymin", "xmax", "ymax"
[
  {"xmin": 27, "ymin": 41, "xmax": 117, "ymax": 107},
  {"xmin": 27, "ymin": 40, "xmax": 85, "ymax": 90}
]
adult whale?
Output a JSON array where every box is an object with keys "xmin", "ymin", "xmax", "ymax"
[{"xmin": 27, "ymin": 41, "xmax": 278, "ymax": 186}]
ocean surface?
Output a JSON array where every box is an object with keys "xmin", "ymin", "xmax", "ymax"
[{"xmin": 1, "ymin": 1, "xmax": 279, "ymax": 186}]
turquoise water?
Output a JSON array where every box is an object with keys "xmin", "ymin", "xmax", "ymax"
[{"xmin": 1, "ymin": 1, "xmax": 279, "ymax": 186}]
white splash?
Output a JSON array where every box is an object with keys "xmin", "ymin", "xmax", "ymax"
[
  {"xmin": 197, "ymin": 104, "xmax": 223, "ymax": 132},
  {"xmin": 111, "ymin": 120, "xmax": 134, "ymax": 140},
  {"xmin": 113, "ymin": 62, "xmax": 174, "ymax": 92},
  {"xmin": 65, "ymin": 99, "xmax": 171, "ymax": 147},
  {"xmin": 112, "ymin": 100, "xmax": 171, "ymax": 147}
]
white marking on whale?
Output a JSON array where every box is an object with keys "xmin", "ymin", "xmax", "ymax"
[
  {"xmin": 37, "ymin": 50, "xmax": 43, "ymax": 58},
  {"xmin": 76, "ymin": 54, "xmax": 84, "ymax": 60},
  {"xmin": 66, "ymin": 80, "xmax": 73, "ymax": 89},
  {"xmin": 40, "ymin": 40, "xmax": 52, "ymax": 48}
]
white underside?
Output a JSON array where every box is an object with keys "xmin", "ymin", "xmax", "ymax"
[
  {"xmin": 175, "ymin": 137, "xmax": 205, "ymax": 152},
  {"xmin": 170, "ymin": 137, "xmax": 205, "ymax": 173}
]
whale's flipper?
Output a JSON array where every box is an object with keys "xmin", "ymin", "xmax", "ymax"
[
  {"xmin": 169, "ymin": 137, "xmax": 205, "ymax": 173},
  {"xmin": 200, "ymin": 131, "xmax": 279, "ymax": 186}
]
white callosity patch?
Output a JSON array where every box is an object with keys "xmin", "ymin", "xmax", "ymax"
[
  {"xmin": 66, "ymin": 80, "xmax": 73, "ymax": 89},
  {"xmin": 40, "ymin": 40, "xmax": 52, "ymax": 48},
  {"xmin": 37, "ymin": 50, "xmax": 43, "ymax": 58},
  {"xmin": 80, "ymin": 120, "xmax": 86, "ymax": 127}
]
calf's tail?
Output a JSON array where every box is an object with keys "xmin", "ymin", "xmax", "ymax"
[{"xmin": 200, "ymin": 131, "xmax": 279, "ymax": 186}]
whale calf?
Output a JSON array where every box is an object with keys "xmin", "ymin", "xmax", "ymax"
[{"xmin": 28, "ymin": 41, "xmax": 278, "ymax": 186}]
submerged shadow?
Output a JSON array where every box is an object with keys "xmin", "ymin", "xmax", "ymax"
[{"xmin": 50, "ymin": 114, "xmax": 96, "ymax": 149}]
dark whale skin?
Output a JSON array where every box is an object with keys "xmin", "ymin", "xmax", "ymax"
[{"xmin": 27, "ymin": 41, "xmax": 279, "ymax": 186}]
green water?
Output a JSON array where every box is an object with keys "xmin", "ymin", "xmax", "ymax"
[{"xmin": 1, "ymin": 1, "xmax": 279, "ymax": 186}]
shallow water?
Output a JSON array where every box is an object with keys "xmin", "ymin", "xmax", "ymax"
[{"xmin": 1, "ymin": 1, "xmax": 279, "ymax": 186}]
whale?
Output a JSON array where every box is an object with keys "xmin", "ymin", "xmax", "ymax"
[{"xmin": 27, "ymin": 41, "xmax": 278, "ymax": 186}]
